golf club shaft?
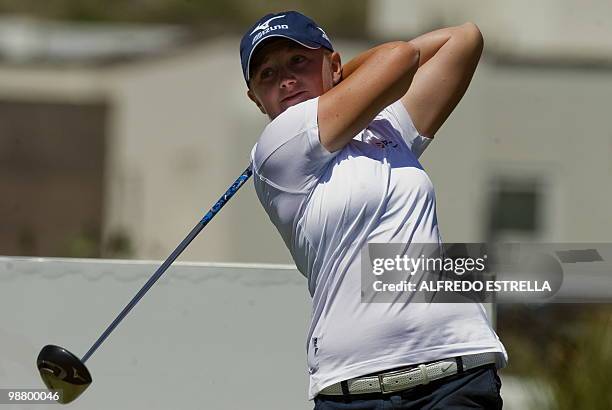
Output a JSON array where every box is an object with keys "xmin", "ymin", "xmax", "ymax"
[{"xmin": 81, "ymin": 166, "xmax": 253, "ymax": 363}]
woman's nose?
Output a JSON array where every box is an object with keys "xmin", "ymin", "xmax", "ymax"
[{"xmin": 278, "ymin": 68, "xmax": 297, "ymax": 88}]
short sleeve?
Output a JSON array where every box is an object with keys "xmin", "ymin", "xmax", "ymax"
[
  {"xmin": 251, "ymin": 97, "xmax": 338, "ymax": 193},
  {"xmin": 378, "ymin": 100, "xmax": 433, "ymax": 158}
]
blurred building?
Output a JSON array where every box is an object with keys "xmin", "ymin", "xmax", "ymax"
[
  {"xmin": 1, "ymin": 0, "xmax": 611, "ymax": 263},
  {"xmin": 0, "ymin": 16, "xmax": 292, "ymax": 262}
]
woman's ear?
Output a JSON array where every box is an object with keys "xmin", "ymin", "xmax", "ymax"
[
  {"xmin": 331, "ymin": 52, "xmax": 342, "ymax": 86},
  {"xmin": 247, "ymin": 89, "xmax": 267, "ymax": 115}
]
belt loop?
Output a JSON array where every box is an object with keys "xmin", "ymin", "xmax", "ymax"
[
  {"xmin": 340, "ymin": 380, "xmax": 350, "ymax": 396},
  {"xmin": 418, "ymin": 364, "xmax": 430, "ymax": 385},
  {"xmin": 455, "ymin": 356, "xmax": 464, "ymax": 374}
]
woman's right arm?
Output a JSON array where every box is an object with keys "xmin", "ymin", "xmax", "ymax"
[{"xmin": 318, "ymin": 42, "xmax": 420, "ymax": 152}]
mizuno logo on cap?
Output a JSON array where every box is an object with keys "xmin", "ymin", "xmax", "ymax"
[{"xmin": 250, "ymin": 15, "xmax": 286, "ymax": 35}]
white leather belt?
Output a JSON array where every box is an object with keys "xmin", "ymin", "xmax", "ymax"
[{"xmin": 319, "ymin": 352, "xmax": 498, "ymax": 396}]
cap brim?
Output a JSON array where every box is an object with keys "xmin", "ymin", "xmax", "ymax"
[{"xmin": 245, "ymin": 34, "xmax": 321, "ymax": 82}]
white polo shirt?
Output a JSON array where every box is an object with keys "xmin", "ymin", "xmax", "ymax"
[{"xmin": 250, "ymin": 97, "xmax": 507, "ymax": 400}]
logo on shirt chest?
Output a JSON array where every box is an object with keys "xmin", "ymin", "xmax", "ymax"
[{"xmin": 372, "ymin": 138, "xmax": 399, "ymax": 149}]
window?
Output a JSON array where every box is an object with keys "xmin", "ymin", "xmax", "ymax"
[{"xmin": 487, "ymin": 178, "xmax": 541, "ymax": 240}]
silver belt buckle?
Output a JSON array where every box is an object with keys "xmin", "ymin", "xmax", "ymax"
[{"xmin": 377, "ymin": 368, "xmax": 413, "ymax": 394}]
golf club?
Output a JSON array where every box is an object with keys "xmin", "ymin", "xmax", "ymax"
[{"xmin": 36, "ymin": 165, "xmax": 253, "ymax": 404}]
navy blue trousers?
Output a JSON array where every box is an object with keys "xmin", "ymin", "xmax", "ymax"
[{"xmin": 313, "ymin": 364, "xmax": 503, "ymax": 409}]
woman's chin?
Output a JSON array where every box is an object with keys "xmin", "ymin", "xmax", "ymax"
[{"xmin": 280, "ymin": 95, "xmax": 309, "ymax": 111}]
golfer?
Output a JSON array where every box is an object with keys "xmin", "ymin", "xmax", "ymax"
[{"xmin": 240, "ymin": 11, "xmax": 507, "ymax": 409}]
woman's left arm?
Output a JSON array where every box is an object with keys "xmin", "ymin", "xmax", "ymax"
[{"xmin": 402, "ymin": 22, "xmax": 484, "ymax": 138}]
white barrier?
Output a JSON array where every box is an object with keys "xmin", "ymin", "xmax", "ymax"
[{"xmin": 0, "ymin": 257, "xmax": 312, "ymax": 409}]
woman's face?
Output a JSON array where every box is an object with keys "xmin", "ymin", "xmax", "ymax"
[{"xmin": 247, "ymin": 38, "xmax": 340, "ymax": 120}]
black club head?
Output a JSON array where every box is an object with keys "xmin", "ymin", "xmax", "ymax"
[{"xmin": 36, "ymin": 345, "xmax": 92, "ymax": 404}]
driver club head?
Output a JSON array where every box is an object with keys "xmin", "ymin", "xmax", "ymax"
[{"xmin": 36, "ymin": 345, "xmax": 92, "ymax": 404}]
